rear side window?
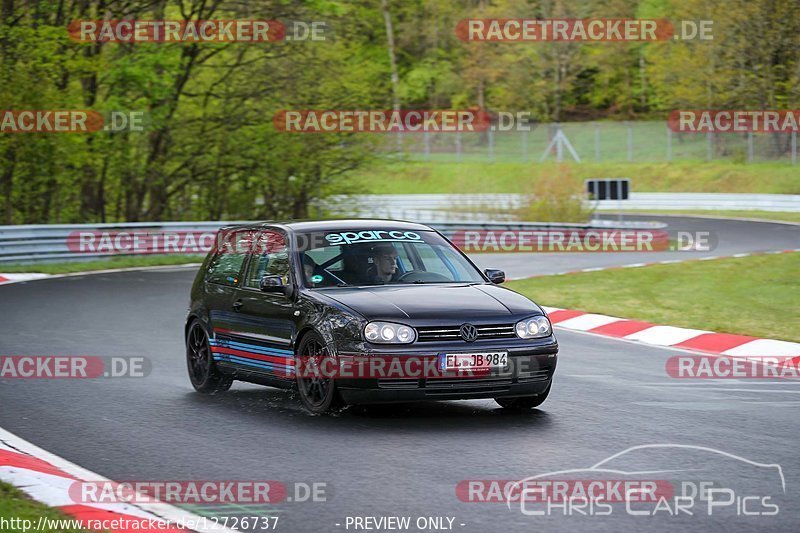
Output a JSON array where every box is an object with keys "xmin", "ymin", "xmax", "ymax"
[
  {"xmin": 243, "ymin": 231, "xmax": 290, "ymax": 289},
  {"xmin": 205, "ymin": 230, "xmax": 256, "ymax": 286}
]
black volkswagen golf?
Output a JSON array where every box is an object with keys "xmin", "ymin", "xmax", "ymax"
[{"xmin": 185, "ymin": 220, "xmax": 558, "ymax": 413}]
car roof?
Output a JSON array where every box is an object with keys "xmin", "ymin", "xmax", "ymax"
[{"xmin": 223, "ymin": 219, "xmax": 436, "ymax": 233}]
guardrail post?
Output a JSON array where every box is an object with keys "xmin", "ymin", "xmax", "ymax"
[
  {"xmin": 792, "ymin": 132, "xmax": 797, "ymax": 165},
  {"xmin": 626, "ymin": 122, "xmax": 633, "ymax": 162},
  {"xmin": 522, "ymin": 127, "xmax": 528, "ymax": 162},
  {"xmin": 424, "ymin": 131, "xmax": 431, "ymax": 160},
  {"xmin": 594, "ymin": 123, "xmax": 600, "ymax": 161},
  {"xmin": 666, "ymin": 126, "xmax": 672, "ymax": 162},
  {"xmin": 455, "ymin": 132, "xmax": 462, "ymax": 162},
  {"xmin": 706, "ymin": 132, "xmax": 713, "ymax": 161},
  {"xmin": 488, "ymin": 127, "xmax": 495, "ymax": 163},
  {"xmin": 747, "ymin": 132, "xmax": 754, "ymax": 163}
]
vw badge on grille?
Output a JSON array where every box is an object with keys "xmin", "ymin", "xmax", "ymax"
[{"xmin": 460, "ymin": 323, "xmax": 478, "ymax": 343}]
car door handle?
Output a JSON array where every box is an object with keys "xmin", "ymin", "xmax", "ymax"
[{"xmin": 232, "ymin": 299, "xmax": 243, "ymax": 311}]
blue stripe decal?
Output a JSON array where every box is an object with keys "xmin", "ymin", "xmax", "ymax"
[{"xmin": 215, "ymin": 354, "xmax": 295, "ymax": 373}]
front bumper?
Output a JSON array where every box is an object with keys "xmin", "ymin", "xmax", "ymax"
[{"xmin": 334, "ymin": 338, "xmax": 558, "ymax": 404}]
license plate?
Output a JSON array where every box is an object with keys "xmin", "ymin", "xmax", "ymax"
[{"xmin": 439, "ymin": 352, "xmax": 508, "ymax": 371}]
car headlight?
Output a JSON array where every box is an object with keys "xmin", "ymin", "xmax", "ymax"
[
  {"xmin": 515, "ymin": 316, "xmax": 552, "ymax": 339},
  {"xmin": 364, "ymin": 321, "xmax": 416, "ymax": 344}
]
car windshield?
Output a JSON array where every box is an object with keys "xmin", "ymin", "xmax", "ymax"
[{"xmin": 297, "ymin": 229, "xmax": 485, "ymax": 288}]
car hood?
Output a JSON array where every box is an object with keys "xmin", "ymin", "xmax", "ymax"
[{"xmin": 318, "ymin": 284, "xmax": 542, "ymax": 322}]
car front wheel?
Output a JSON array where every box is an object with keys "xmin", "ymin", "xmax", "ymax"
[
  {"xmin": 295, "ymin": 331, "xmax": 343, "ymax": 414},
  {"xmin": 495, "ymin": 384, "xmax": 550, "ymax": 409}
]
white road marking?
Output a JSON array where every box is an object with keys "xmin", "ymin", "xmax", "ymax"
[
  {"xmin": 0, "ymin": 273, "xmax": 51, "ymax": 281},
  {"xmin": 723, "ymin": 339, "xmax": 800, "ymax": 357},
  {"xmin": 624, "ymin": 325, "xmax": 710, "ymax": 346},
  {"xmin": 554, "ymin": 313, "xmax": 622, "ymax": 331}
]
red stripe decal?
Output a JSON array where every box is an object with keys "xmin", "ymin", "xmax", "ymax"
[{"xmin": 212, "ymin": 347, "xmax": 292, "ymax": 365}]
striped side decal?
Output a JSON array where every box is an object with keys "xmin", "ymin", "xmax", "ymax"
[{"xmin": 210, "ymin": 329, "xmax": 294, "ymax": 376}]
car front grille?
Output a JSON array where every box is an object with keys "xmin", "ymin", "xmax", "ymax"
[
  {"xmin": 415, "ymin": 324, "xmax": 516, "ymax": 342},
  {"xmin": 377, "ymin": 371, "xmax": 552, "ymax": 395},
  {"xmin": 423, "ymin": 376, "xmax": 513, "ymax": 395},
  {"xmin": 517, "ymin": 369, "xmax": 551, "ymax": 383},
  {"xmin": 377, "ymin": 378, "xmax": 421, "ymax": 390}
]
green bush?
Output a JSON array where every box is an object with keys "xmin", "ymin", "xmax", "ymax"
[{"xmin": 516, "ymin": 167, "xmax": 594, "ymax": 223}]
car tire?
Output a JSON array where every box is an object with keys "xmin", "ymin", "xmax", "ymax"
[
  {"xmin": 494, "ymin": 384, "xmax": 550, "ymax": 409},
  {"xmin": 186, "ymin": 320, "xmax": 233, "ymax": 393},
  {"xmin": 295, "ymin": 331, "xmax": 343, "ymax": 414}
]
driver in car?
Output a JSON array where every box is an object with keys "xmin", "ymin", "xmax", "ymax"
[
  {"xmin": 366, "ymin": 243, "xmax": 399, "ymax": 284},
  {"xmin": 302, "ymin": 254, "xmax": 321, "ymax": 286}
]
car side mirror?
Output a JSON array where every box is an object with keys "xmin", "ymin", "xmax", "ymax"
[
  {"xmin": 484, "ymin": 268, "xmax": 505, "ymax": 284},
  {"xmin": 260, "ymin": 274, "xmax": 290, "ymax": 295}
]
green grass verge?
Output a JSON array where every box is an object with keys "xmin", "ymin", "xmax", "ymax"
[
  {"xmin": 0, "ymin": 482, "xmax": 89, "ymax": 533},
  {"xmin": 505, "ymin": 253, "xmax": 800, "ymax": 343},
  {"xmin": 351, "ymin": 161, "xmax": 800, "ymax": 195},
  {"xmin": 0, "ymin": 255, "xmax": 204, "ymax": 274}
]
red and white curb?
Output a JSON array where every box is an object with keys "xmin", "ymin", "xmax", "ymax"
[
  {"xmin": 0, "ymin": 273, "xmax": 51, "ymax": 285},
  {"xmin": 542, "ymin": 306, "xmax": 800, "ymax": 356},
  {"xmin": 0, "ymin": 427, "xmax": 233, "ymax": 533}
]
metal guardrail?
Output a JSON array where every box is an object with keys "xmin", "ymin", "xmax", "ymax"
[
  {"xmin": 595, "ymin": 192, "xmax": 800, "ymax": 211},
  {"xmin": 0, "ymin": 221, "xmax": 244, "ymax": 264},
  {"xmin": 0, "ymin": 219, "xmax": 665, "ymax": 264}
]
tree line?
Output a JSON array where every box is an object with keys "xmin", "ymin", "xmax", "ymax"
[{"xmin": 1, "ymin": 0, "xmax": 798, "ymax": 224}]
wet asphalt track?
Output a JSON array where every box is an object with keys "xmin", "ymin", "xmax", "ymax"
[
  {"xmin": 1, "ymin": 216, "xmax": 798, "ymax": 532},
  {"xmin": 475, "ymin": 214, "xmax": 800, "ymax": 278}
]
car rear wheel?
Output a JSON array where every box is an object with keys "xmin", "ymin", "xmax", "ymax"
[
  {"xmin": 186, "ymin": 321, "xmax": 233, "ymax": 393},
  {"xmin": 295, "ymin": 331, "xmax": 343, "ymax": 414},
  {"xmin": 494, "ymin": 384, "xmax": 550, "ymax": 409}
]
